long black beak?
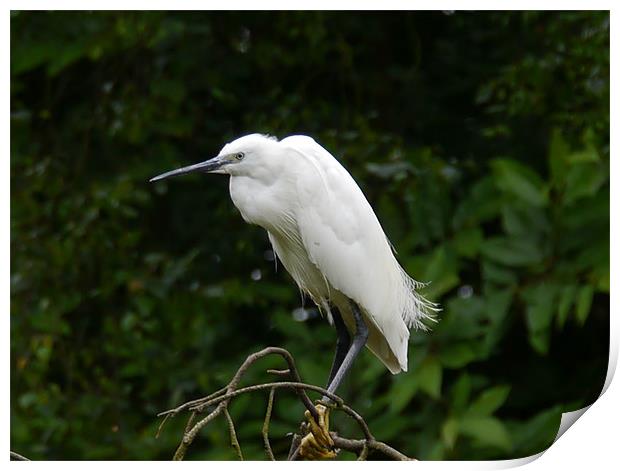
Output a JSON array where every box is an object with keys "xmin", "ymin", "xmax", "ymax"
[{"xmin": 149, "ymin": 156, "xmax": 225, "ymax": 182}]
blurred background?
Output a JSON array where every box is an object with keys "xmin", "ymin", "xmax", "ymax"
[{"xmin": 11, "ymin": 11, "xmax": 609, "ymax": 460}]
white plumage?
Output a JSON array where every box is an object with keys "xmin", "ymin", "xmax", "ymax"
[{"xmin": 221, "ymin": 134, "xmax": 437, "ymax": 373}]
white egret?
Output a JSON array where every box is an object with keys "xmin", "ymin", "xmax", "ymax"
[{"xmin": 150, "ymin": 134, "xmax": 437, "ymax": 396}]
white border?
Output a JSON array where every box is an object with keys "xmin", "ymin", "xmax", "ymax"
[
  {"xmin": 3, "ymin": 1, "xmax": 618, "ymax": 11},
  {"xmin": 4, "ymin": 3, "xmax": 616, "ymax": 468}
]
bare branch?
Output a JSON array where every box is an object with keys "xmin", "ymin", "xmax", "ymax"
[
  {"xmin": 187, "ymin": 381, "xmax": 343, "ymax": 412},
  {"xmin": 262, "ymin": 388, "xmax": 276, "ymax": 460},
  {"xmin": 338, "ymin": 403, "xmax": 373, "ymax": 441},
  {"xmin": 159, "ymin": 347, "xmax": 319, "ymax": 422},
  {"xmin": 287, "ymin": 432, "xmax": 302, "ymax": 460},
  {"xmin": 183, "ymin": 411, "xmax": 197, "ymax": 435},
  {"xmin": 222, "ymin": 347, "xmax": 319, "ymax": 421},
  {"xmin": 172, "ymin": 402, "xmax": 226, "ymax": 461},
  {"xmin": 223, "ymin": 407, "xmax": 244, "ymax": 460},
  {"xmin": 159, "ymin": 346, "xmax": 414, "ymax": 461},
  {"xmin": 155, "ymin": 414, "xmax": 170, "ymax": 439},
  {"xmin": 357, "ymin": 441, "xmax": 369, "ymax": 461},
  {"xmin": 158, "ymin": 387, "xmax": 227, "ymax": 418},
  {"xmin": 331, "ymin": 435, "xmax": 414, "ymax": 461},
  {"xmin": 267, "ymin": 368, "xmax": 291, "ymax": 377}
]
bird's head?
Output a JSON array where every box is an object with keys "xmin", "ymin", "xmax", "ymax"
[{"xmin": 149, "ymin": 134, "xmax": 280, "ymax": 183}]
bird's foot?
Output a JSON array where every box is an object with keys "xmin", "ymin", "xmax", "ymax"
[{"xmin": 298, "ymin": 403, "xmax": 337, "ymax": 460}]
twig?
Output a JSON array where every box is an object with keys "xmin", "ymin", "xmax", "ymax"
[
  {"xmin": 267, "ymin": 368, "xmax": 291, "ymax": 377},
  {"xmin": 160, "ymin": 346, "xmax": 414, "ymax": 461},
  {"xmin": 224, "ymin": 408, "xmax": 244, "ymax": 460},
  {"xmin": 155, "ymin": 413, "xmax": 170, "ymax": 439},
  {"xmin": 331, "ymin": 435, "xmax": 414, "ymax": 461},
  {"xmin": 158, "ymin": 348, "xmax": 319, "ymax": 422},
  {"xmin": 357, "ymin": 441, "xmax": 369, "ymax": 461},
  {"xmin": 183, "ymin": 411, "xmax": 197, "ymax": 435},
  {"xmin": 288, "ymin": 433, "xmax": 305, "ymax": 461},
  {"xmin": 186, "ymin": 382, "xmax": 343, "ymax": 413},
  {"xmin": 287, "ymin": 432, "xmax": 302, "ymax": 460},
  {"xmin": 172, "ymin": 402, "xmax": 226, "ymax": 460},
  {"xmin": 339, "ymin": 403, "xmax": 373, "ymax": 441},
  {"xmin": 262, "ymin": 388, "xmax": 276, "ymax": 460},
  {"xmin": 158, "ymin": 387, "xmax": 227, "ymax": 418},
  {"xmin": 228, "ymin": 348, "xmax": 319, "ymax": 421}
]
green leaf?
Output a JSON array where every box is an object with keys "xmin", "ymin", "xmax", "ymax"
[
  {"xmin": 568, "ymin": 147, "xmax": 600, "ymax": 163},
  {"xmin": 47, "ymin": 41, "xmax": 88, "ymax": 76},
  {"xmin": 442, "ymin": 418, "xmax": 459, "ymax": 449},
  {"xmin": 481, "ymin": 237, "xmax": 544, "ymax": 267},
  {"xmin": 593, "ymin": 265, "xmax": 610, "ymax": 293},
  {"xmin": 508, "ymin": 406, "xmax": 562, "ymax": 456},
  {"xmin": 492, "ymin": 158, "xmax": 548, "ymax": 207},
  {"xmin": 369, "ymin": 413, "xmax": 413, "ymax": 442},
  {"xmin": 451, "ymin": 373, "xmax": 472, "ymax": 414},
  {"xmin": 482, "ymin": 261, "xmax": 518, "ymax": 285},
  {"xmin": 452, "ymin": 227, "xmax": 484, "ymax": 258},
  {"xmin": 481, "ymin": 289, "xmax": 514, "ymax": 355},
  {"xmin": 440, "ymin": 343, "xmax": 478, "ymax": 368},
  {"xmin": 501, "ymin": 205, "xmax": 528, "ymax": 236},
  {"xmin": 501, "ymin": 204, "xmax": 550, "ymax": 238},
  {"xmin": 425, "ymin": 442, "xmax": 446, "ymax": 461},
  {"xmin": 523, "ymin": 284, "xmax": 557, "ymax": 355},
  {"xmin": 466, "ymin": 385, "xmax": 511, "ymax": 416},
  {"xmin": 524, "ymin": 285, "xmax": 556, "ymax": 332},
  {"xmin": 529, "ymin": 331, "xmax": 550, "ymax": 355},
  {"xmin": 485, "ymin": 289, "xmax": 514, "ymax": 324},
  {"xmin": 453, "ymin": 176, "xmax": 501, "ymax": 227},
  {"xmin": 561, "ymin": 189, "xmax": 609, "ymax": 230},
  {"xmin": 388, "ymin": 374, "xmax": 419, "ymax": 414},
  {"xmin": 564, "ymin": 163, "xmax": 607, "ymax": 204},
  {"xmin": 421, "ymin": 245, "xmax": 460, "ymax": 299},
  {"xmin": 575, "ymin": 285, "xmax": 595, "ymax": 325},
  {"xmin": 417, "ymin": 357, "xmax": 442, "ymax": 399},
  {"xmin": 11, "ymin": 42, "xmax": 56, "ymax": 75},
  {"xmin": 556, "ymin": 284, "xmax": 577, "ymax": 329},
  {"xmin": 460, "ymin": 416, "xmax": 512, "ymax": 451}
]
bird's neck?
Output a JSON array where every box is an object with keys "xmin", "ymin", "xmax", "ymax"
[{"xmin": 228, "ymin": 174, "xmax": 297, "ymax": 232}]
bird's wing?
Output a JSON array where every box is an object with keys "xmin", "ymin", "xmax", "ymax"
[
  {"xmin": 280, "ymin": 135, "xmax": 413, "ymax": 370},
  {"xmin": 281, "ymin": 136, "xmax": 390, "ymax": 297}
]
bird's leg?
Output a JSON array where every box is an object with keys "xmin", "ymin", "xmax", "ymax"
[
  {"xmin": 326, "ymin": 306, "xmax": 351, "ymax": 389},
  {"xmin": 326, "ymin": 300, "xmax": 369, "ymax": 395},
  {"xmin": 298, "ymin": 304, "xmax": 365, "ymax": 460},
  {"xmin": 300, "ymin": 306, "xmax": 348, "ymax": 458}
]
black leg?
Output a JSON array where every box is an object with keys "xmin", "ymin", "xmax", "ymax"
[
  {"xmin": 326, "ymin": 306, "xmax": 351, "ymax": 388},
  {"xmin": 326, "ymin": 301, "xmax": 369, "ymax": 395}
]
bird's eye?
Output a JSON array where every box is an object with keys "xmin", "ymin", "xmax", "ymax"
[{"xmin": 235, "ymin": 152, "xmax": 245, "ymax": 161}]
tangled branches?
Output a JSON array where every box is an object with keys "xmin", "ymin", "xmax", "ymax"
[{"xmin": 157, "ymin": 347, "xmax": 414, "ymax": 461}]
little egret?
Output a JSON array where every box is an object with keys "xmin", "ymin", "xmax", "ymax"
[{"xmin": 151, "ymin": 134, "xmax": 437, "ymax": 395}]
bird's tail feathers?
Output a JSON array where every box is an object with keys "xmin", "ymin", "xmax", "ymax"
[{"xmin": 397, "ymin": 266, "xmax": 441, "ymax": 331}]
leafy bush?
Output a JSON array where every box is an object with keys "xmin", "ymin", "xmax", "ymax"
[{"xmin": 11, "ymin": 11, "xmax": 608, "ymax": 460}]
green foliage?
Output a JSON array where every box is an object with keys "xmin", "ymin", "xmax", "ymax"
[{"xmin": 11, "ymin": 11, "xmax": 608, "ymax": 460}]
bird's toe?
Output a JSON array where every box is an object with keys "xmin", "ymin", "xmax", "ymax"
[{"xmin": 299, "ymin": 404, "xmax": 337, "ymax": 460}]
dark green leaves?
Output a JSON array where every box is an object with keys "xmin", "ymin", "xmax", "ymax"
[
  {"xmin": 459, "ymin": 416, "xmax": 512, "ymax": 451},
  {"xmin": 481, "ymin": 237, "xmax": 544, "ymax": 267},
  {"xmin": 524, "ymin": 284, "xmax": 557, "ymax": 355},
  {"xmin": 491, "ymin": 159, "xmax": 548, "ymax": 207},
  {"xmin": 417, "ymin": 357, "xmax": 443, "ymax": 399},
  {"xmin": 466, "ymin": 385, "xmax": 511, "ymax": 417},
  {"xmin": 10, "ymin": 11, "xmax": 608, "ymax": 462}
]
